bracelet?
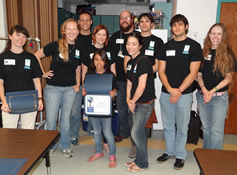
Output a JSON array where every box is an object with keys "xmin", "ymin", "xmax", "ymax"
[
  {"xmin": 214, "ymin": 86, "xmax": 219, "ymax": 91},
  {"xmin": 38, "ymin": 97, "xmax": 43, "ymax": 100}
]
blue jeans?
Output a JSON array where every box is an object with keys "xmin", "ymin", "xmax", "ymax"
[
  {"xmin": 45, "ymin": 84, "xmax": 77, "ymax": 151},
  {"xmin": 90, "ymin": 117, "xmax": 116, "ymax": 156},
  {"xmin": 70, "ymin": 86, "xmax": 83, "ymax": 139},
  {"xmin": 196, "ymin": 91, "xmax": 228, "ymax": 149},
  {"xmin": 131, "ymin": 102, "xmax": 154, "ymax": 169},
  {"xmin": 160, "ymin": 92, "xmax": 193, "ymax": 160},
  {"xmin": 116, "ymin": 81, "xmax": 130, "ymax": 138}
]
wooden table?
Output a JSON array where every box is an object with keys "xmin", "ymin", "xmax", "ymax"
[
  {"xmin": 0, "ymin": 128, "xmax": 59, "ymax": 175},
  {"xmin": 194, "ymin": 148, "xmax": 237, "ymax": 175}
]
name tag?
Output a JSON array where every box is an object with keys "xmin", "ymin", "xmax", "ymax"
[
  {"xmin": 166, "ymin": 50, "xmax": 176, "ymax": 56},
  {"xmin": 4, "ymin": 59, "xmax": 15, "ymax": 65},
  {"xmin": 118, "ymin": 51, "xmax": 124, "ymax": 58},
  {"xmin": 183, "ymin": 45, "xmax": 190, "ymax": 54},
  {"xmin": 90, "ymin": 53, "xmax": 94, "ymax": 59},
  {"xmin": 25, "ymin": 59, "xmax": 31, "ymax": 66},
  {"xmin": 205, "ymin": 54, "xmax": 212, "ymax": 61},
  {"xmin": 145, "ymin": 50, "xmax": 154, "ymax": 56},
  {"xmin": 75, "ymin": 49, "xmax": 80, "ymax": 58},
  {"xmin": 127, "ymin": 64, "xmax": 132, "ymax": 71},
  {"xmin": 59, "ymin": 53, "xmax": 64, "ymax": 58},
  {"xmin": 149, "ymin": 41, "xmax": 155, "ymax": 47},
  {"xmin": 106, "ymin": 52, "xmax": 111, "ymax": 60},
  {"xmin": 116, "ymin": 39, "xmax": 124, "ymax": 44}
]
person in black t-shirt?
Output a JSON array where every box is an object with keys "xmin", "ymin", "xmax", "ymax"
[
  {"xmin": 110, "ymin": 10, "xmax": 134, "ymax": 143},
  {"xmin": 0, "ymin": 25, "xmax": 43, "ymax": 129},
  {"xmin": 83, "ymin": 49, "xmax": 117, "ymax": 168},
  {"xmin": 196, "ymin": 23, "xmax": 236, "ymax": 150},
  {"xmin": 70, "ymin": 12, "xmax": 93, "ymax": 146},
  {"xmin": 157, "ymin": 14, "xmax": 203, "ymax": 170},
  {"xmin": 125, "ymin": 32, "xmax": 155, "ymax": 172},
  {"xmin": 35, "ymin": 19, "xmax": 81, "ymax": 158}
]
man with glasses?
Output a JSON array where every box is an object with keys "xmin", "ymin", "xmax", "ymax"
[{"xmin": 110, "ymin": 10, "xmax": 134, "ymax": 146}]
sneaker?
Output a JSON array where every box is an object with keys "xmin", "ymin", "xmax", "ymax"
[
  {"xmin": 128, "ymin": 146, "xmax": 136, "ymax": 159},
  {"xmin": 71, "ymin": 137, "xmax": 79, "ymax": 145},
  {"xmin": 156, "ymin": 153, "xmax": 175, "ymax": 163},
  {"xmin": 62, "ymin": 149, "xmax": 73, "ymax": 158},
  {"xmin": 174, "ymin": 158, "xmax": 185, "ymax": 170}
]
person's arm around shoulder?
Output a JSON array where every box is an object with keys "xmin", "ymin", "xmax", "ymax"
[
  {"xmin": 34, "ymin": 48, "xmax": 54, "ymax": 79},
  {"xmin": 158, "ymin": 60, "xmax": 182, "ymax": 103},
  {"xmin": 33, "ymin": 78, "xmax": 43, "ymax": 111}
]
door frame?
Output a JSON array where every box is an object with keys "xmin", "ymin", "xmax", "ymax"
[{"xmin": 216, "ymin": 0, "xmax": 237, "ymax": 22}]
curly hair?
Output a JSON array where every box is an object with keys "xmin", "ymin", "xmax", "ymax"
[
  {"xmin": 58, "ymin": 18, "xmax": 79, "ymax": 62},
  {"xmin": 203, "ymin": 23, "xmax": 235, "ymax": 77}
]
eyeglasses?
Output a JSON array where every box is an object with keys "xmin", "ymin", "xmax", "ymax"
[{"xmin": 120, "ymin": 17, "xmax": 131, "ymax": 20}]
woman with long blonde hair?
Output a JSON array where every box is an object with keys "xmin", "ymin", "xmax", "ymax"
[
  {"xmin": 35, "ymin": 18, "xmax": 81, "ymax": 158},
  {"xmin": 197, "ymin": 23, "xmax": 236, "ymax": 149}
]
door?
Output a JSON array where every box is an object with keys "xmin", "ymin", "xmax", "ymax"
[{"xmin": 217, "ymin": 0, "xmax": 237, "ymax": 134}]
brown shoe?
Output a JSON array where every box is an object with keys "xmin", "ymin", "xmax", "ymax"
[
  {"xmin": 128, "ymin": 146, "xmax": 136, "ymax": 159},
  {"xmin": 114, "ymin": 133, "xmax": 123, "ymax": 142}
]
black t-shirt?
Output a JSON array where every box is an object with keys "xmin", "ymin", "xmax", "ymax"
[
  {"xmin": 75, "ymin": 33, "xmax": 93, "ymax": 62},
  {"xmin": 110, "ymin": 30, "xmax": 133, "ymax": 82},
  {"xmin": 86, "ymin": 71, "xmax": 117, "ymax": 118},
  {"xmin": 158, "ymin": 37, "xmax": 203, "ymax": 94},
  {"xmin": 141, "ymin": 34, "xmax": 164, "ymax": 78},
  {"xmin": 82, "ymin": 44, "xmax": 115, "ymax": 68},
  {"xmin": 43, "ymin": 41, "xmax": 81, "ymax": 86},
  {"xmin": 0, "ymin": 50, "xmax": 42, "ymax": 92},
  {"xmin": 126, "ymin": 53, "xmax": 155, "ymax": 103},
  {"xmin": 199, "ymin": 49, "xmax": 237, "ymax": 92}
]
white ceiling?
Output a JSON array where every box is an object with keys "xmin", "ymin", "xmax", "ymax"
[{"xmin": 65, "ymin": 0, "xmax": 150, "ymax": 6}]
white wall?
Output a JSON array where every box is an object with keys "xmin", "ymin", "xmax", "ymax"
[
  {"xmin": 176, "ymin": 0, "xmax": 218, "ymax": 47},
  {"xmin": 0, "ymin": 0, "xmax": 7, "ymax": 52}
]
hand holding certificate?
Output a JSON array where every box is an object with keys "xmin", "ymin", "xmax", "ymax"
[{"xmin": 84, "ymin": 74, "xmax": 113, "ymax": 116}]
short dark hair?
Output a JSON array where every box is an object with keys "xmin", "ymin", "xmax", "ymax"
[
  {"xmin": 78, "ymin": 11, "xmax": 92, "ymax": 20},
  {"xmin": 138, "ymin": 13, "xmax": 154, "ymax": 24},
  {"xmin": 170, "ymin": 14, "xmax": 189, "ymax": 34}
]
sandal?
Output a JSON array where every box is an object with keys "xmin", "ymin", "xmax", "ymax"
[
  {"xmin": 127, "ymin": 164, "xmax": 146, "ymax": 172},
  {"xmin": 109, "ymin": 155, "xmax": 116, "ymax": 168},
  {"xmin": 88, "ymin": 152, "xmax": 104, "ymax": 162},
  {"xmin": 125, "ymin": 162, "xmax": 135, "ymax": 168}
]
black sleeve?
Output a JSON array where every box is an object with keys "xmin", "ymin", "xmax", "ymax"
[
  {"xmin": 31, "ymin": 54, "xmax": 43, "ymax": 78},
  {"xmin": 43, "ymin": 41, "xmax": 58, "ymax": 57}
]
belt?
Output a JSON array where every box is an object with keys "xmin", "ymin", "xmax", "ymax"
[
  {"xmin": 199, "ymin": 90, "xmax": 226, "ymax": 97},
  {"xmin": 137, "ymin": 99, "xmax": 154, "ymax": 104}
]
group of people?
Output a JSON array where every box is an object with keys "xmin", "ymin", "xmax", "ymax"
[{"xmin": 0, "ymin": 8, "xmax": 236, "ymax": 172}]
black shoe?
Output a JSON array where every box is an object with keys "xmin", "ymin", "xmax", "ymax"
[
  {"xmin": 114, "ymin": 133, "xmax": 123, "ymax": 142},
  {"xmin": 174, "ymin": 158, "xmax": 185, "ymax": 170},
  {"xmin": 156, "ymin": 153, "xmax": 175, "ymax": 163}
]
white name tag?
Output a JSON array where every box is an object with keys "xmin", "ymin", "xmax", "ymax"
[
  {"xmin": 4, "ymin": 59, "xmax": 15, "ymax": 65},
  {"xmin": 116, "ymin": 39, "xmax": 124, "ymax": 44},
  {"xmin": 127, "ymin": 64, "xmax": 132, "ymax": 71},
  {"xmin": 149, "ymin": 41, "xmax": 155, "ymax": 47},
  {"xmin": 25, "ymin": 59, "xmax": 31, "ymax": 66},
  {"xmin": 166, "ymin": 50, "xmax": 176, "ymax": 56},
  {"xmin": 75, "ymin": 50, "xmax": 80, "ymax": 57},
  {"xmin": 90, "ymin": 53, "xmax": 94, "ymax": 59},
  {"xmin": 118, "ymin": 51, "xmax": 124, "ymax": 58},
  {"xmin": 59, "ymin": 53, "xmax": 64, "ymax": 58},
  {"xmin": 184, "ymin": 45, "xmax": 190, "ymax": 52},
  {"xmin": 106, "ymin": 52, "xmax": 111, "ymax": 58},
  {"xmin": 145, "ymin": 50, "xmax": 154, "ymax": 56},
  {"xmin": 205, "ymin": 54, "xmax": 212, "ymax": 61}
]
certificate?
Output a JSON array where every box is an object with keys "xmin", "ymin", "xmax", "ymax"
[
  {"xmin": 84, "ymin": 74, "xmax": 113, "ymax": 116},
  {"xmin": 84, "ymin": 95, "xmax": 112, "ymax": 116}
]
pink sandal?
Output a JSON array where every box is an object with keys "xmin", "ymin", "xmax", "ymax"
[
  {"xmin": 109, "ymin": 155, "xmax": 116, "ymax": 168},
  {"xmin": 88, "ymin": 152, "xmax": 104, "ymax": 162}
]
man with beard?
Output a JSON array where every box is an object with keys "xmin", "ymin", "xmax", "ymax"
[
  {"xmin": 110, "ymin": 10, "xmax": 134, "ymax": 147},
  {"xmin": 70, "ymin": 12, "xmax": 93, "ymax": 145}
]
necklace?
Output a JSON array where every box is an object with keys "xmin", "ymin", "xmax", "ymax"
[{"xmin": 68, "ymin": 44, "xmax": 75, "ymax": 53}]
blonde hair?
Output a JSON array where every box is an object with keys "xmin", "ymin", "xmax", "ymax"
[
  {"xmin": 58, "ymin": 18, "xmax": 79, "ymax": 62},
  {"xmin": 203, "ymin": 23, "xmax": 235, "ymax": 77}
]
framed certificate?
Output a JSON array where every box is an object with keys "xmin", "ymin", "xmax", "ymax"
[{"xmin": 84, "ymin": 94, "xmax": 112, "ymax": 116}]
